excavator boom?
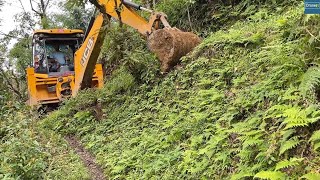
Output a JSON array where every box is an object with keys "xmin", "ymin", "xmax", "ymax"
[{"xmin": 73, "ymin": 0, "xmax": 201, "ymax": 95}]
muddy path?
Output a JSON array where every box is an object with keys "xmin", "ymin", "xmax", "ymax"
[{"xmin": 65, "ymin": 135, "xmax": 106, "ymax": 180}]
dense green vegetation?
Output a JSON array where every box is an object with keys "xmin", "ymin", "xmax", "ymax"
[
  {"xmin": 0, "ymin": 103, "xmax": 89, "ymax": 179},
  {"xmin": 0, "ymin": 1, "xmax": 91, "ymax": 177},
  {"xmin": 157, "ymin": 0, "xmax": 299, "ymax": 36},
  {"xmin": 4, "ymin": 0, "xmax": 320, "ymax": 179},
  {"xmin": 38, "ymin": 0, "xmax": 320, "ymax": 179}
]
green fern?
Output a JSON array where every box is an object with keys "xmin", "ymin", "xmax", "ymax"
[
  {"xmin": 309, "ymin": 130, "xmax": 320, "ymax": 142},
  {"xmin": 313, "ymin": 142, "xmax": 320, "ymax": 151},
  {"xmin": 299, "ymin": 66, "xmax": 320, "ymax": 97},
  {"xmin": 300, "ymin": 172, "xmax": 320, "ymax": 180},
  {"xmin": 231, "ymin": 171, "xmax": 254, "ymax": 180},
  {"xmin": 242, "ymin": 137, "xmax": 264, "ymax": 149},
  {"xmin": 309, "ymin": 130, "xmax": 320, "ymax": 151},
  {"xmin": 282, "ymin": 106, "xmax": 320, "ymax": 129},
  {"xmin": 279, "ymin": 136, "xmax": 300, "ymax": 155},
  {"xmin": 281, "ymin": 129, "xmax": 295, "ymax": 141},
  {"xmin": 254, "ymin": 171, "xmax": 287, "ymax": 180},
  {"xmin": 275, "ymin": 158, "xmax": 304, "ymax": 171},
  {"xmin": 282, "ymin": 87, "xmax": 301, "ymax": 102},
  {"xmin": 238, "ymin": 149, "xmax": 253, "ymax": 161},
  {"xmin": 264, "ymin": 104, "xmax": 291, "ymax": 121}
]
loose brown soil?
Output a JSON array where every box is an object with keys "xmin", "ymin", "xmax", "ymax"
[
  {"xmin": 148, "ymin": 28, "xmax": 201, "ymax": 72},
  {"xmin": 65, "ymin": 135, "xmax": 106, "ymax": 180}
]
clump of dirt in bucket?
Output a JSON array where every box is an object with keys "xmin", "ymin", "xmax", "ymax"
[{"xmin": 148, "ymin": 28, "xmax": 201, "ymax": 72}]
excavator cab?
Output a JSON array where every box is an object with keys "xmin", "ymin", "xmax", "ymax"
[
  {"xmin": 27, "ymin": 29, "xmax": 104, "ymax": 106},
  {"xmin": 34, "ymin": 39, "xmax": 77, "ymax": 75}
]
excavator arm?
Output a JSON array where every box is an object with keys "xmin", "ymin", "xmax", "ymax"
[
  {"xmin": 73, "ymin": 12, "xmax": 107, "ymax": 95},
  {"xmin": 73, "ymin": 0, "xmax": 200, "ymax": 96},
  {"xmin": 90, "ymin": 0, "xmax": 173, "ymax": 35}
]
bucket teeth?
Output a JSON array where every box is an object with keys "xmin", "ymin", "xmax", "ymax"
[{"xmin": 148, "ymin": 28, "xmax": 201, "ymax": 72}]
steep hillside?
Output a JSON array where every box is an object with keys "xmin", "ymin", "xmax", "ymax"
[{"xmin": 41, "ymin": 1, "xmax": 320, "ymax": 179}]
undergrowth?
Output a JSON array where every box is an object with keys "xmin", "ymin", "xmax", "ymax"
[
  {"xmin": 41, "ymin": 1, "xmax": 320, "ymax": 180},
  {"xmin": 156, "ymin": 0, "xmax": 301, "ymax": 36},
  {"xmin": 0, "ymin": 104, "xmax": 89, "ymax": 179}
]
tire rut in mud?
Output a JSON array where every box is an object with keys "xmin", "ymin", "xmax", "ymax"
[{"xmin": 65, "ymin": 135, "xmax": 106, "ymax": 180}]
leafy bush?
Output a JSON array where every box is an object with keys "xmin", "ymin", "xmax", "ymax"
[
  {"xmin": 100, "ymin": 24, "xmax": 160, "ymax": 84},
  {"xmin": 0, "ymin": 104, "xmax": 89, "ymax": 179},
  {"xmin": 105, "ymin": 66, "xmax": 136, "ymax": 94},
  {"xmin": 156, "ymin": 0, "xmax": 301, "ymax": 36}
]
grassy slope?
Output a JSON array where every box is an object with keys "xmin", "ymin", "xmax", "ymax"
[
  {"xmin": 43, "ymin": 2, "xmax": 320, "ymax": 179},
  {"xmin": 0, "ymin": 105, "xmax": 90, "ymax": 179}
]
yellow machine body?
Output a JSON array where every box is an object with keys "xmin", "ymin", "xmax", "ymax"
[{"xmin": 27, "ymin": 29, "xmax": 103, "ymax": 106}]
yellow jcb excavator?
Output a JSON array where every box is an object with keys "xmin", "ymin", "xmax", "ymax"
[{"xmin": 26, "ymin": 0, "xmax": 201, "ymax": 106}]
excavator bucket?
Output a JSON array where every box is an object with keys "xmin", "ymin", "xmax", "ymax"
[{"xmin": 148, "ymin": 28, "xmax": 201, "ymax": 72}]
